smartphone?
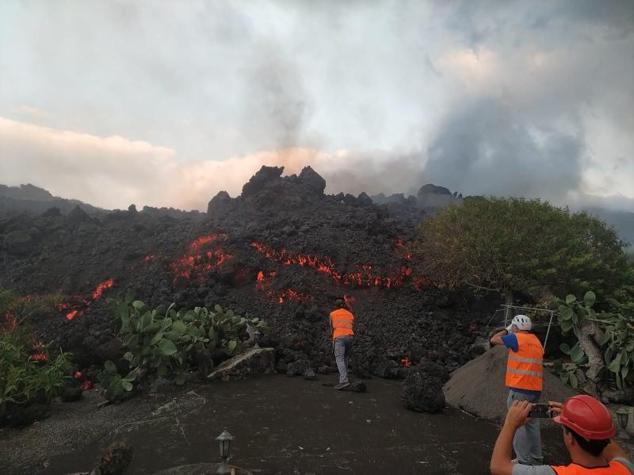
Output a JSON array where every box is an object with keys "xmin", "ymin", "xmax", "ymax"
[{"xmin": 529, "ymin": 403, "xmax": 551, "ymax": 418}]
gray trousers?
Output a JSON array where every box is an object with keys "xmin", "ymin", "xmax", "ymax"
[
  {"xmin": 507, "ymin": 390, "xmax": 543, "ymax": 465},
  {"xmin": 333, "ymin": 336, "xmax": 353, "ymax": 384}
]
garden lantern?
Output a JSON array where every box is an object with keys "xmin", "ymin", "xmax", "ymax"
[{"xmin": 216, "ymin": 429, "xmax": 234, "ymax": 474}]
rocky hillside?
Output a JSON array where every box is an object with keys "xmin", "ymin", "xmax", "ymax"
[{"xmin": 0, "ymin": 167, "xmax": 492, "ymax": 376}]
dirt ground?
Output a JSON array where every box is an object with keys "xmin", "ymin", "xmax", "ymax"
[{"xmin": 0, "ymin": 374, "xmax": 569, "ymax": 475}]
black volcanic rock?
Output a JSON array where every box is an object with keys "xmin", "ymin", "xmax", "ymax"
[
  {"xmin": 298, "ymin": 166, "xmax": 326, "ymax": 195},
  {"xmin": 67, "ymin": 205, "xmax": 92, "ymax": 224},
  {"xmin": 417, "ymin": 184, "xmax": 452, "ymax": 196},
  {"xmin": 0, "ymin": 184, "xmax": 103, "ymax": 216},
  {"xmin": 0, "ymin": 167, "xmax": 491, "ymax": 378},
  {"xmin": 241, "ymin": 166, "xmax": 284, "ymax": 197},
  {"xmin": 0, "ymin": 183, "xmax": 54, "ymax": 201},
  {"xmin": 41, "ymin": 207, "xmax": 62, "ymax": 218},
  {"xmin": 207, "ymin": 191, "xmax": 235, "ymax": 217},
  {"xmin": 3, "ymin": 230, "xmax": 33, "ymax": 255},
  {"xmin": 401, "ymin": 361, "xmax": 449, "ymax": 413},
  {"xmin": 357, "ymin": 192, "xmax": 372, "ymax": 206}
]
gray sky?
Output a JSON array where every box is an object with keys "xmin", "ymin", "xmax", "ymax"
[{"xmin": 1, "ymin": 0, "xmax": 633, "ymax": 210}]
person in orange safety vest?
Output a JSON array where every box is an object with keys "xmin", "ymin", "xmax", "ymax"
[
  {"xmin": 491, "ymin": 314, "xmax": 545, "ymax": 465},
  {"xmin": 490, "ymin": 395, "xmax": 633, "ymax": 475},
  {"xmin": 329, "ymin": 298, "xmax": 354, "ymax": 390}
]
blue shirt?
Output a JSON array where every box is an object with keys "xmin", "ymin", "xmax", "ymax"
[{"xmin": 502, "ymin": 332, "xmax": 541, "ymax": 397}]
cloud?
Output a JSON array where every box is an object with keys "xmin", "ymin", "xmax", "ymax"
[
  {"xmin": 423, "ymin": 99, "xmax": 584, "ymax": 202},
  {"xmin": 1, "ymin": 1, "xmax": 633, "ymax": 211},
  {"xmin": 0, "ymin": 117, "xmax": 426, "ymax": 210}
]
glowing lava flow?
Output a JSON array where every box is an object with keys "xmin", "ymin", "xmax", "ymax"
[
  {"xmin": 92, "ymin": 278, "xmax": 114, "ymax": 300},
  {"xmin": 170, "ymin": 234, "xmax": 232, "ymax": 281},
  {"xmin": 57, "ymin": 278, "xmax": 116, "ymax": 321},
  {"xmin": 251, "ymin": 241, "xmax": 415, "ymax": 289},
  {"xmin": 255, "ymin": 270, "xmax": 312, "ymax": 304}
]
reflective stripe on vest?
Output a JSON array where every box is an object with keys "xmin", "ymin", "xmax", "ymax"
[
  {"xmin": 330, "ymin": 309, "xmax": 354, "ymax": 340},
  {"xmin": 552, "ymin": 460, "xmax": 632, "ymax": 475},
  {"xmin": 507, "ymin": 368, "xmax": 543, "ymax": 378},
  {"xmin": 505, "ymin": 332, "xmax": 544, "ymax": 391}
]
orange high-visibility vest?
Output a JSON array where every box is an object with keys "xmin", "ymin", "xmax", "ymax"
[
  {"xmin": 505, "ymin": 332, "xmax": 544, "ymax": 391},
  {"xmin": 330, "ymin": 308, "xmax": 354, "ymax": 341},
  {"xmin": 552, "ymin": 461, "xmax": 631, "ymax": 475}
]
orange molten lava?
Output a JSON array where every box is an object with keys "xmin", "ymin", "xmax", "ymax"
[
  {"xmin": 92, "ymin": 278, "xmax": 114, "ymax": 300},
  {"xmin": 255, "ymin": 270, "xmax": 312, "ymax": 304},
  {"xmin": 65, "ymin": 310, "xmax": 80, "ymax": 321},
  {"xmin": 171, "ymin": 234, "xmax": 232, "ymax": 281},
  {"xmin": 58, "ymin": 278, "xmax": 116, "ymax": 321},
  {"xmin": 395, "ymin": 238, "xmax": 413, "ymax": 260},
  {"xmin": 251, "ymin": 241, "xmax": 416, "ymax": 289}
]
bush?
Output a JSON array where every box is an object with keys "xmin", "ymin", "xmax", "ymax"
[
  {"xmin": 112, "ymin": 299, "xmax": 267, "ymax": 387},
  {"xmin": 557, "ymin": 290, "xmax": 634, "ymax": 392},
  {"xmin": 0, "ymin": 328, "xmax": 71, "ymax": 427},
  {"xmin": 414, "ymin": 197, "xmax": 631, "ymax": 301},
  {"xmin": 1, "ymin": 289, "xmax": 64, "ymax": 328},
  {"xmin": 97, "ymin": 360, "xmax": 138, "ymax": 403}
]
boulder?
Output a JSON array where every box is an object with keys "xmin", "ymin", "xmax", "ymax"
[
  {"xmin": 443, "ymin": 346, "xmax": 577, "ymax": 421},
  {"xmin": 298, "ymin": 166, "xmax": 326, "ymax": 195},
  {"xmin": 286, "ymin": 359, "xmax": 309, "ymax": 377},
  {"xmin": 401, "ymin": 361, "xmax": 448, "ymax": 413},
  {"xmin": 207, "ymin": 191, "xmax": 234, "ymax": 217},
  {"xmin": 372, "ymin": 359, "xmax": 401, "ymax": 379}
]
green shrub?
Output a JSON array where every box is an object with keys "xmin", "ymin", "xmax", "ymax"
[
  {"xmin": 0, "ymin": 328, "xmax": 71, "ymax": 426},
  {"xmin": 97, "ymin": 360, "xmax": 138, "ymax": 403},
  {"xmin": 113, "ymin": 299, "xmax": 267, "ymax": 386},
  {"xmin": 557, "ymin": 290, "xmax": 634, "ymax": 391},
  {"xmin": 1, "ymin": 290, "xmax": 64, "ymax": 327}
]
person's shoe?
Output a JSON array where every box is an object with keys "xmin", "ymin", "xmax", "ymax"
[{"xmin": 334, "ymin": 382, "xmax": 350, "ymax": 390}]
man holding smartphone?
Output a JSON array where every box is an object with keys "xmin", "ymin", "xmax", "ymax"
[
  {"xmin": 490, "ymin": 315, "xmax": 545, "ymax": 465},
  {"xmin": 491, "ymin": 396, "xmax": 634, "ymax": 474}
]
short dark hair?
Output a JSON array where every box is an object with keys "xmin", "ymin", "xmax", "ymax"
[
  {"xmin": 564, "ymin": 427, "xmax": 610, "ymax": 457},
  {"xmin": 335, "ymin": 299, "xmax": 345, "ymax": 308}
]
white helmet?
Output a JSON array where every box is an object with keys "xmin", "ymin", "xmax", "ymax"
[{"xmin": 507, "ymin": 314, "xmax": 532, "ymax": 332}]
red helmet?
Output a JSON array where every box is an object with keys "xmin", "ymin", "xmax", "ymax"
[{"xmin": 553, "ymin": 395, "xmax": 615, "ymax": 440}]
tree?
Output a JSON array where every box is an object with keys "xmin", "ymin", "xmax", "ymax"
[{"xmin": 413, "ymin": 197, "xmax": 632, "ymax": 304}]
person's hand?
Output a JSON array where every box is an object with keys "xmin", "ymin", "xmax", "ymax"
[
  {"xmin": 548, "ymin": 401, "xmax": 563, "ymax": 417},
  {"xmin": 603, "ymin": 440, "xmax": 628, "ymax": 461},
  {"xmin": 489, "ymin": 327, "xmax": 508, "ymax": 339},
  {"xmin": 504, "ymin": 400, "xmax": 532, "ymax": 429}
]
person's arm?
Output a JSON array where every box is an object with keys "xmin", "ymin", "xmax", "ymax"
[
  {"xmin": 490, "ymin": 328, "xmax": 508, "ymax": 346},
  {"xmin": 490, "ymin": 400, "xmax": 532, "ymax": 475}
]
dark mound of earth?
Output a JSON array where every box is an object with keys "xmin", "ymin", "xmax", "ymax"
[{"xmin": 0, "ymin": 166, "xmax": 496, "ymax": 376}]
